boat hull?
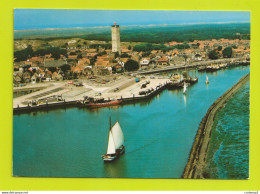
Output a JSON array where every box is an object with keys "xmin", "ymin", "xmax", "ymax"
[
  {"xmin": 198, "ymin": 68, "xmax": 206, "ymax": 72},
  {"xmin": 88, "ymin": 100, "xmax": 122, "ymax": 108},
  {"xmin": 206, "ymin": 67, "xmax": 220, "ymax": 72},
  {"xmin": 168, "ymin": 80, "xmax": 184, "ymax": 89},
  {"xmin": 102, "ymin": 145, "xmax": 125, "ymax": 162}
]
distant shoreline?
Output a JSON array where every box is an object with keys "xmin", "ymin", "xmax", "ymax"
[
  {"xmin": 14, "ymin": 21, "xmax": 250, "ymax": 32},
  {"xmin": 182, "ymin": 73, "xmax": 250, "ymax": 179}
]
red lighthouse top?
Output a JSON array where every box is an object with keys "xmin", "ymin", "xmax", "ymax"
[{"xmin": 114, "ymin": 22, "xmax": 117, "ymax": 25}]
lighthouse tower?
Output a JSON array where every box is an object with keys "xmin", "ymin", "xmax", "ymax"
[{"xmin": 111, "ymin": 22, "xmax": 121, "ymax": 54}]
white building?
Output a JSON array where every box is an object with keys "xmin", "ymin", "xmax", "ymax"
[{"xmin": 140, "ymin": 58, "xmax": 150, "ymax": 66}]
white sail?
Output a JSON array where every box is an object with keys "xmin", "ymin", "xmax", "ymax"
[
  {"xmin": 183, "ymin": 82, "xmax": 187, "ymax": 93},
  {"xmin": 111, "ymin": 122, "xmax": 124, "ymax": 149},
  {"xmin": 107, "ymin": 130, "xmax": 116, "ymax": 154},
  {"xmin": 206, "ymin": 75, "xmax": 209, "ymax": 84}
]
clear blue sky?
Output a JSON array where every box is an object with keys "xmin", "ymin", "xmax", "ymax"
[{"xmin": 14, "ymin": 9, "xmax": 250, "ymax": 30}]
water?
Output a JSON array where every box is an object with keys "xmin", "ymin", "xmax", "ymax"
[
  {"xmin": 205, "ymin": 80, "xmax": 249, "ymax": 179},
  {"xmin": 13, "ymin": 65, "xmax": 250, "ymax": 178}
]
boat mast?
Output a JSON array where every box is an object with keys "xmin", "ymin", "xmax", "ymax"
[
  {"xmin": 106, "ymin": 116, "xmax": 116, "ymax": 155},
  {"xmin": 109, "ymin": 116, "xmax": 111, "ymax": 130},
  {"xmin": 107, "ymin": 116, "xmax": 111, "ymax": 150}
]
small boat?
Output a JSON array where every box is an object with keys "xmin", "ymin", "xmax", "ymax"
[
  {"xmin": 102, "ymin": 118, "xmax": 125, "ymax": 162},
  {"xmin": 219, "ymin": 63, "xmax": 228, "ymax": 69},
  {"xmin": 88, "ymin": 99, "xmax": 122, "ymax": 108},
  {"xmin": 183, "ymin": 82, "xmax": 187, "ymax": 94},
  {"xmin": 190, "ymin": 77, "xmax": 198, "ymax": 84},
  {"xmin": 205, "ymin": 75, "xmax": 209, "ymax": 84},
  {"xmin": 168, "ymin": 80, "xmax": 184, "ymax": 89},
  {"xmin": 206, "ymin": 64, "xmax": 220, "ymax": 72},
  {"xmin": 198, "ymin": 66, "xmax": 207, "ymax": 72}
]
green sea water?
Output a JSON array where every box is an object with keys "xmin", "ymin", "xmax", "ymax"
[
  {"xmin": 13, "ymin": 65, "xmax": 250, "ymax": 178},
  {"xmin": 205, "ymin": 80, "xmax": 249, "ymax": 179}
]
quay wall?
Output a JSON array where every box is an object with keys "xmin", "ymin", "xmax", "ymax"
[
  {"xmin": 13, "ymin": 100, "xmax": 79, "ymax": 114},
  {"xmin": 13, "ymin": 83, "xmax": 169, "ymax": 114},
  {"xmin": 121, "ymin": 83, "xmax": 167, "ymax": 103},
  {"xmin": 13, "ymin": 62, "xmax": 249, "ymax": 114},
  {"xmin": 182, "ymin": 73, "xmax": 250, "ymax": 179}
]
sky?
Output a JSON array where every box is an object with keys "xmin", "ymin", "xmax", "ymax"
[{"xmin": 14, "ymin": 9, "xmax": 250, "ymax": 30}]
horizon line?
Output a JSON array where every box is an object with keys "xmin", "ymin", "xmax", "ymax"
[{"xmin": 14, "ymin": 21, "xmax": 250, "ymax": 32}]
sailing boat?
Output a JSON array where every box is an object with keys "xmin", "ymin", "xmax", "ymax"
[
  {"xmin": 102, "ymin": 117, "xmax": 125, "ymax": 162},
  {"xmin": 183, "ymin": 82, "xmax": 187, "ymax": 94},
  {"xmin": 206, "ymin": 75, "xmax": 209, "ymax": 84}
]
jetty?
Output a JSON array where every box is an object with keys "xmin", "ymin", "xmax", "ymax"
[{"xmin": 182, "ymin": 73, "xmax": 250, "ymax": 179}]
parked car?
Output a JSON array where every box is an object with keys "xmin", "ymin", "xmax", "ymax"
[
  {"xmin": 141, "ymin": 83, "xmax": 147, "ymax": 89},
  {"xmin": 114, "ymin": 88, "xmax": 119, "ymax": 92},
  {"xmin": 75, "ymin": 82, "xmax": 83, "ymax": 87},
  {"xmin": 139, "ymin": 90, "xmax": 146, "ymax": 95}
]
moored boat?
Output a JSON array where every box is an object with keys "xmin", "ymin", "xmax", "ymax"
[
  {"xmin": 219, "ymin": 63, "xmax": 228, "ymax": 69},
  {"xmin": 189, "ymin": 77, "xmax": 198, "ymax": 84},
  {"xmin": 88, "ymin": 99, "xmax": 122, "ymax": 108},
  {"xmin": 168, "ymin": 80, "xmax": 184, "ymax": 89},
  {"xmin": 206, "ymin": 64, "xmax": 220, "ymax": 72},
  {"xmin": 198, "ymin": 66, "xmax": 207, "ymax": 72},
  {"xmin": 102, "ymin": 118, "xmax": 125, "ymax": 162}
]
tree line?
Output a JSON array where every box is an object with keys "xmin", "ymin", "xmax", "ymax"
[
  {"xmin": 82, "ymin": 23, "xmax": 250, "ymax": 44},
  {"xmin": 15, "ymin": 23, "xmax": 250, "ymax": 44},
  {"xmin": 14, "ymin": 46, "xmax": 67, "ymax": 62},
  {"xmin": 132, "ymin": 43, "xmax": 190, "ymax": 52}
]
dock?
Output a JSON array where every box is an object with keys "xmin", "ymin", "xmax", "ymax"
[
  {"xmin": 13, "ymin": 61, "xmax": 249, "ymax": 114},
  {"xmin": 13, "ymin": 78, "xmax": 170, "ymax": 114}
]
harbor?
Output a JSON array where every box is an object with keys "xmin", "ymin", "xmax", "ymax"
[
  {"xmin": 13, "ymin": 62, "xmax": 249, "ymax": 114},
  {"xmin": 13, "ymin": 65, "xmax": 250, "ymax": 178},
  {"xmin": 13, "ymin": 77, "xmax": 169, "ymax": 113}
]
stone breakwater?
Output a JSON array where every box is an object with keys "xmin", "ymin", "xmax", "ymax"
[{"xmin": 182, "ymin": 73, "xmax": 250, "ymax": 179}]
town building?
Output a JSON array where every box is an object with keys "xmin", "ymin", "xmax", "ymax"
[{"xmin": 140, "ymin": 58, "xmax": 150, "ymax": 66}]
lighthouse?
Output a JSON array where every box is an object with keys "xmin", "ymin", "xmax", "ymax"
[{"xmin": 111, "ymin": 22, "xmax": 121, "ymax": 54}]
